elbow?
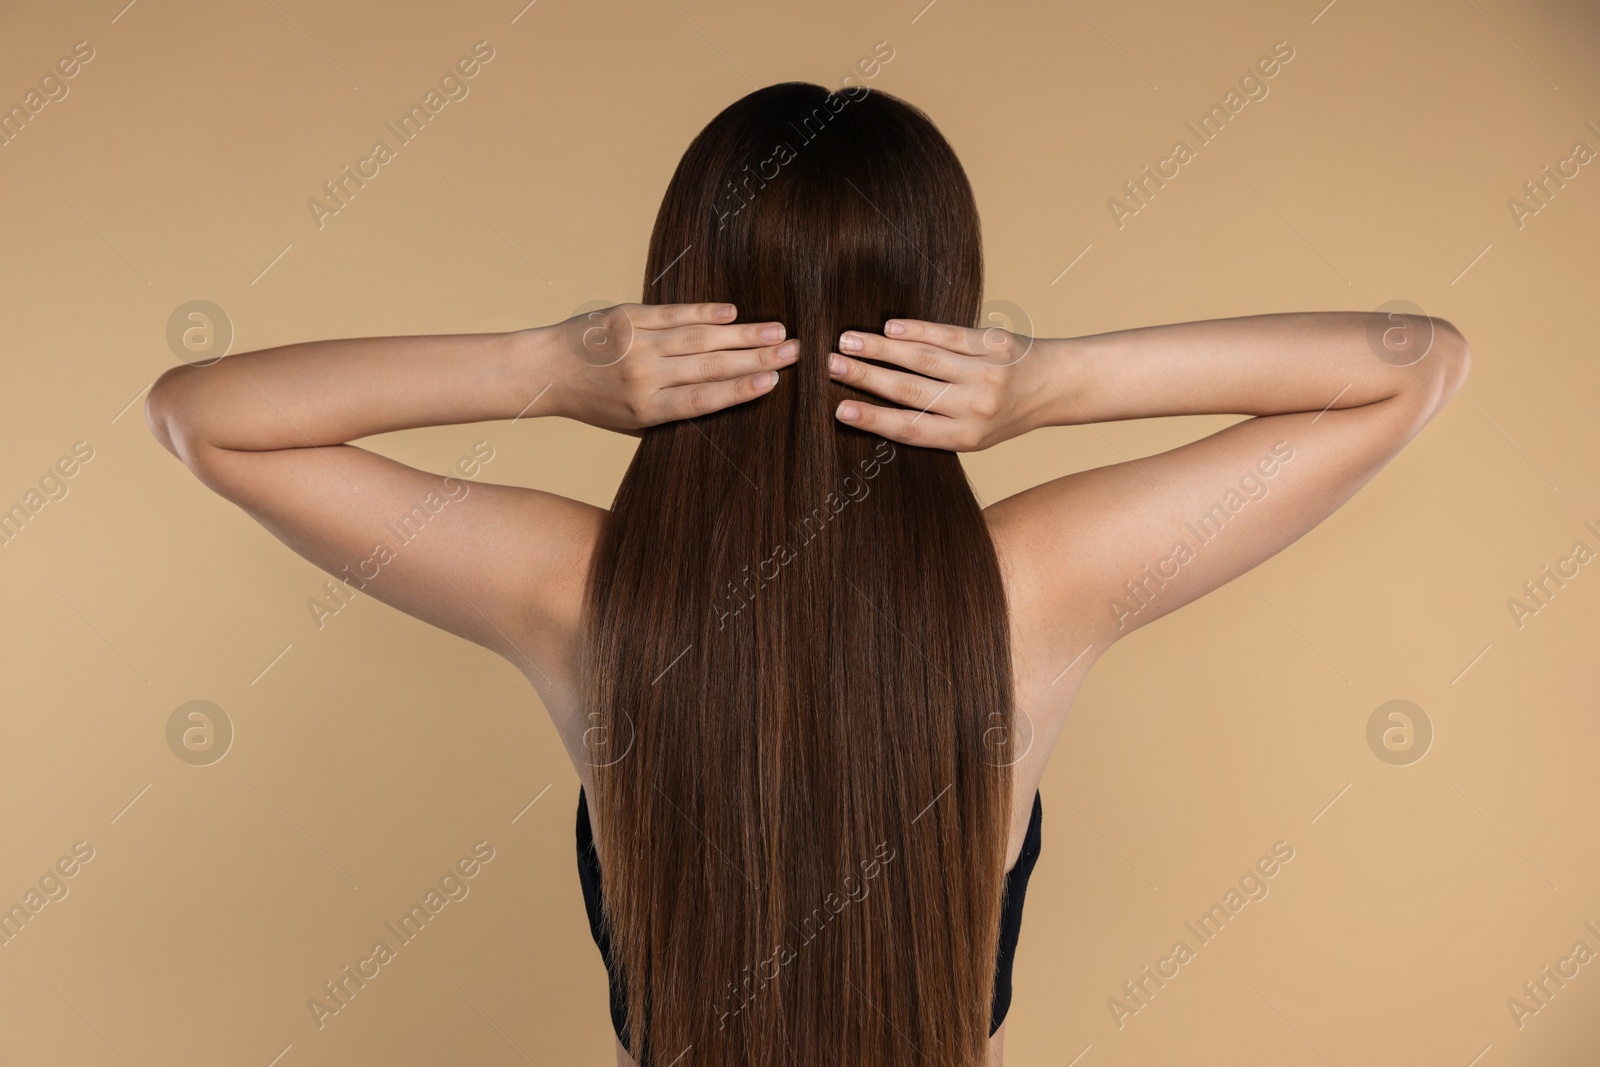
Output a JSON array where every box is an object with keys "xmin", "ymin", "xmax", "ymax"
[
  {"xmin": 1433, "ymin": 318, "xmax": 1471, "ymax": 392},
  {"xmin": 1404, "ymin": 318, "xmax": 1469, "ymax": 421},
  {"xmin": 144, "ymin": 370, "xmax": 178, "ymax": 457},
  {"xmin": 1382, "ymin": 317, "xmax": 1470, "ymax": 434},
  {"xmin": 144, "ymin": 365, "xmax": 198, "ymax": 462},
  {"xmin": 145, "ymin": 368, "xmax": 235, "ymax": 491}
]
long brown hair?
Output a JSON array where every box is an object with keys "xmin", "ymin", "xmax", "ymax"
[{"xmin": 581, "ymin": 81, "xmax": 1015, "ymax": 1066}]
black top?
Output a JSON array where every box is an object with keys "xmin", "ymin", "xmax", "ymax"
[{"xmin": 574, "ymin": 786, "xmax": 1044, "ymax": 1063}]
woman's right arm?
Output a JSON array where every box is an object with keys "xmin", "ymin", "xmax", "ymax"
[{"xmin": 827, "ymin": 311, "xmax": 1471, "ymax": 707}]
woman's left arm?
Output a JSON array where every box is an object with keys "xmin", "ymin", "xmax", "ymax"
[{"xmin": 145, "ymin": 303, "xmax": 796, "ymax": 703}]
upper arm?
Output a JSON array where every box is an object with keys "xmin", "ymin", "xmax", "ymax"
[
  {"xmin": 988, "ymin": 332, "xmax": 1468, "ymax": 707},
  {"xmin": 160, "ymin": 428, "xmax": 603, "ymax": 707}
]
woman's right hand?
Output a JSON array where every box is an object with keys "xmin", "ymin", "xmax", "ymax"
[
  {"xmin": 538, "ymin": 301, "xmax": 799, "ymax": 435},
  {"xmin": 828, "ymin": 318, "xmax": 1054, "ymax": 451}
]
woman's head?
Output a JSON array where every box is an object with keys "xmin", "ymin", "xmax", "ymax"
[
  {"xmin": 644, "ymin": 79, "xmax": 984, "ymax": 407},
  {"xmin": 584, "ymin": 81, "xmax": 1014, "ymax": 1067}
]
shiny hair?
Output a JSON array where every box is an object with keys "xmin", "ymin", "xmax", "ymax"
[{"xmin": 582, "ymin": 80, "xmax": 1015, "ymax": 1066}]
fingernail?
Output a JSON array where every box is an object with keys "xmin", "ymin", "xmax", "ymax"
[
  {"xmin": 829, "ymin": 353, "xmax": 846, "ymax": 374},
  {"xmin": 839, "ymin": 332, "xmax": 862, "ymax": 352},
  {"xmin": 779, "ymin": 339, "xmax": 800, "ymax": 360},
  {"xmin": 885, "ymin": 320, "xmax": 905, "ymax": 336},
  {"xmin": 762, "ymin": 323, "xmax": 785, "ymax": 342},
  {"xmin": 717, "ymin": 304, "xmax": 736, "ymax": 319},
  {"xmin": 762, "ymin": 370, "xmax": 780, "ymax": 388},
  {"xmin": 836, "ymin": 401, "xmax": 858, "ymax": 423}
]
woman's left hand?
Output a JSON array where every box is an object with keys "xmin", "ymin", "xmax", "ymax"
[
  {"xmin": 535, "ymin": 302, "xmax": 798, "ymax": 434},
  {"xmin": 827, "ymin": 318, "xmax": 1050, "ymax": 451}
]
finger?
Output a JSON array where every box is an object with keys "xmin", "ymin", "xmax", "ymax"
[
  {"xmin": 834, "ymin": 399, "xmax": 969, "ymax": 450},
  {"xmin": 651, "ymin": 368, "xmax": 782, "ymax": 422},
  {"xmin": 837, "ymin": 330, "xmax": 973, "ymax": 382},
  {"xmin": 659, "ymin": 339, "xmax": 800, "ymax": 387},
  {"xmin": 658, "ymin": 320, "xmax": 786, "ymax": 357},
  {"xmin": 828, "ymin": 352, "xmax": 960, "ymax": 414},
  {"xmin": 890, "ymin": 315, "xmax": 1032, "ymax": 367},
  {"xmin": 884, "ymin": 318, "xmax": 994, "ymax": 355},
  {"xmin": 625, "ymin": 301, "xmax": 738, "ymax": 330}
]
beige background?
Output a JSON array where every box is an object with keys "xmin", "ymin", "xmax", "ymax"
[{"xmin": 2, "ymin": 0, "xmax": 1598, "ymax": 1063}]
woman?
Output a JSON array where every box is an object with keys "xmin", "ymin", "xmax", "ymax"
[{"xmin": 145, "ymin": 82, "xmax": 1469, "ymax": 1066}]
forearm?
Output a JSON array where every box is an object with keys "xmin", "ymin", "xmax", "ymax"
[
  {"xmin": 1032, "ymin": 311, "xmax": 1466, "ymax": 427},
  {"xmin": 147, "ymin": 327, "xmax": 556, "ymax": 455}
]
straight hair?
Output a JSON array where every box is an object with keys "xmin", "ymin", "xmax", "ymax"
[{"xmin": 582, "ymin": 80, "xmax": 1016, "ymax": 1067}]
